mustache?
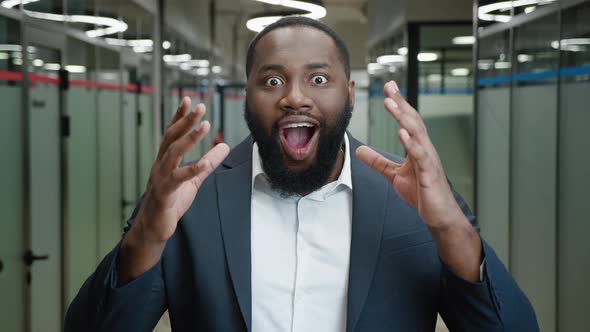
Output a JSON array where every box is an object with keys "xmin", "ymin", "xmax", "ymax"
[{"xmin": 272, "ymin": 111, "xmax": 326, "ymax": 131}]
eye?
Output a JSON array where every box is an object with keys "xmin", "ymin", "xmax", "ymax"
[
  {"xmin": 311, "ymin": 75, "xmax": 328, "ymax": 85},
  {"xmin": 264, "ymin": 77, "xmax": 284, "ymax": 87}
]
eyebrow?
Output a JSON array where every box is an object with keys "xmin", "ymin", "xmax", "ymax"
[
  {"xmin": 305, "ymin": 62, "xmax": 330, "ymax": 70},
  {"xmin": 257, "ymin": 64, "xmax": 285, "ymax": 73},
  {"xmin": 256, "ymin": 62, "xmax": 331, "ymax": 74}
]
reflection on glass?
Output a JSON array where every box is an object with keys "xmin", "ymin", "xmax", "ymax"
[
  {"xmin": 477, "ymin": 31, "xmax": 510, "ymax": 86},
  {"xmin": 513, "ymin": 12, "xmax": 559, "ymax": 86},
  {"xmin": 560, "ymin": 2, "xmax": 590, "ymax": 83}
]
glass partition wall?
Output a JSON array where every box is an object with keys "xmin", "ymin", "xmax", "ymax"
[
  {"xmin": 0, "ymin": 1, "xmax": 220, "ymax": 331},
  {"xmin": 475, "ymin": 1, "xmax": 590, "ymax": 331}
]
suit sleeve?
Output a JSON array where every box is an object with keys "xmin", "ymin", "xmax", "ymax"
[
  {"xmin": 64, "ymin": 198, "xmax": 167, "ymax": 332},
  {"xmin": 438, "ymin": 188, "xmax": 539, "ymax": 331}
]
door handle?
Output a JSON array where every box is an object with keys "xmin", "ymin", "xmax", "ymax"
[{"xmin": 23, "ymin": 249, "xmax": 49, "ymax": 267}]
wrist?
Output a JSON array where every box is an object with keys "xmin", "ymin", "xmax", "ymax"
[
  {"xmin": 425, "ymin": 206, "xmax": 470, "ymax": 235},
  {"xmin": 129, "ymin": 213, "xmax": 169, "ymax": 249}
]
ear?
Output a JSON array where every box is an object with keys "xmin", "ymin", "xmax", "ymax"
[{"xmin": 348, "ymin": 79, "xmax": 355, "ymax": 110}]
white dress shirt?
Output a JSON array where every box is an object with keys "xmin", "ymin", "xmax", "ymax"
[{"xmin": 251, "ymin": 134, "xmax": 353, "ymax": 332}]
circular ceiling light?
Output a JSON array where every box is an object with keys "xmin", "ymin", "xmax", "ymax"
[
  {"xmin": 246, "ymin": 0, "xmax": 327, "ymax": 32},
  {"xmin": 478, "ymin": 0, "xmax": 557, "ymax": 23},
  {"xmin": 2, "ymin": 1, "xmax": 127, "ymax": 37}
]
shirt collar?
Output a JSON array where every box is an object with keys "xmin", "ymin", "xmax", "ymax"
[{"xmin": 251, "ymin": 133, "xmax": 353, "ymax": 194}]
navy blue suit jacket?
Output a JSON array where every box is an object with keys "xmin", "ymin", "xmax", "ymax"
[{"xmin": 65, "ymin": 135, "xmax": 538, "ymax": 331}]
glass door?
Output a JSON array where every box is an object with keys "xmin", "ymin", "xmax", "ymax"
[{"xmin": 25, "ymin": 25, "xmax": 66, "ymax": 332}]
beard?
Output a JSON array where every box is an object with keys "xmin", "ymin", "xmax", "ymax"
[{"xmin": 244, "ymin": 97, "xmax": 353, "ymax": 197}]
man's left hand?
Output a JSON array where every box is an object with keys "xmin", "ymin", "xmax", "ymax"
[
  {"xmin": 356, "ymin": 81, "xmax": 482, "ymax": 282},
  {"xmin": 356, "ymin": 80, "xmax": 465, "ymax": 230}
]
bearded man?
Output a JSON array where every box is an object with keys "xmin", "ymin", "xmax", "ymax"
[{"xmin": 65, "ymin": 16, "xmax": 538, "ymax": 332}]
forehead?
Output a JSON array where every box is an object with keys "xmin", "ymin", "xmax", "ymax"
[{"xmin": 251, "ymin": 26, "xmax": 344, "ymax": 72}]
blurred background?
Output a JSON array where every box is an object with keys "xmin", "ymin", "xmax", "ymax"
[{"xmin": 0, "ymin": 0, "xmax": 588, "ymax": 331}]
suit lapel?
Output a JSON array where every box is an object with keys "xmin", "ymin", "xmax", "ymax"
[
  {"xmin": 346, "ymin": 136, "xmax": 390, "ymax": 332},
  {"xmin": 216, "ymin": 137, "xmax": 254, "ymax": 332}
]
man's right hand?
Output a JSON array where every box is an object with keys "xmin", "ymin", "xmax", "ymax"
[{"xmin": 118, "ymin": 97, "xmax": 230, "ymax": 285}]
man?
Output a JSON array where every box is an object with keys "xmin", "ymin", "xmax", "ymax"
[{"xmin": 65, "ymin": 17, "xmax": 538, "ymax": 331}]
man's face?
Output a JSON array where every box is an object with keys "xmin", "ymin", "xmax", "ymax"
[{"xmin": 245, "ymin": 26, "xmax": 355, "ymax": 196}]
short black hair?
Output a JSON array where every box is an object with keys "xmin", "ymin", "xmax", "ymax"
[{"xmin": 246, "ymin": 16, "xmax": 351, "ymax": 79}]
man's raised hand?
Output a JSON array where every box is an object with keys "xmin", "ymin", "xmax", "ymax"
[
  {"xmin": 355, "ymin": 81, "xmax": 464, "ymax": 230},
  {"xmin": 136, "ymin": 97, "xmax": 230, "ymax": 244},
  {"xmin": 118, "ymin": 97, "xmax": 229, "ymax": 285}
]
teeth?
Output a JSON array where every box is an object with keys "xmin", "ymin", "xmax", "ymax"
[{"xmin": 284, "ymin": 122, "xmax": 314, "ymax": 128}]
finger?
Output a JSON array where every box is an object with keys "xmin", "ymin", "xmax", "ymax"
[
  {"xmin": 169, "ymin": 143, "xmax": 231, "ymax": 192},
  {"xmin": 398, "ymin": 128, "xmax": 429, "ymax": 172},
  {"xmin": 160, "ymin": 120, "xmax": 211, "ymax": 174},
  {"xmin": 384, "ymin": 81, "xmax": 428, "ymax": 142},
  {"xmin": 166, "ymin": 96, "xmax": 191, "ymax": 130},
  {"xmin": 356, "ymin": 146, "xmax": 402, "ymax": 182},
  {"xmin": 157, "ymin": 104, "xmax": 206, "ymax": 160},
  {"xmin": 384, "ymin": 98, "xmax": 424, "ymax": 139}
]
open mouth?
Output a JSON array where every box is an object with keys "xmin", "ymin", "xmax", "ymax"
[{"xmin": 278, "ymin": 116, "xmax": 320, "ymax": 161}]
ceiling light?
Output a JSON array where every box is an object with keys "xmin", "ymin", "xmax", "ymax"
[
  {"xmin": 20, "ymin": 10, "xmax": 127, "ymax": 37},
  {"xmin": 195, "ymin": 67, "xmax": 209, "ymax": 76},
  {"xmin": 162, "ymin": 41, "xmax": 172, "ymax": 50},
  {"xmin": 0, "ymin": 44, "xmax": 21, "ymax": 52},
  {"xmin": 211, "ymin": 65, "xmax": 222, "ymax": 74},
  {"xmin": 428, "ymin": 74, "xmax": 442, "ymax": 81},
  {"xmin": 246, "ymin": 0, "xmax": 327, "ymax": 32},
  {"xmin": 185, "ymin": 59, "xmax": 210, "ymax": 67},
  {"xmin": 163, "ymin": 54, "xmax": 192, "ymax": 63},
  {"xmin": 105, "ymin": 38, "xmax": 152, "ymax": 47},
  {"xmin": 517, "ymin": 54, "xmax": 534, "ymax": 62},
  {"xmin": 376, "ymin": 54, "xmax": 406, "ymax": 65},
  {"xmin": 0, "ymin": 44, "xmax": 35, "ymax": 53},
  {"xmin": 44, "ymin": 63, "xmax": 61, "ymax": 71},
  {"xmin": 451, "ymin": 68, "xmax": 470, "ymax": 76},
  {"xmin": 32, "ymin": 59, "xmax": 44, "ymax": 67},
  {"xmin": 65, "ymin": 65, "xmax": 87, "ymax": 73},
  {"xmin": 494, "ymin": 61, "xmax": 511, "ymax": 69},
  {"xmin": 452, "ymin": 36, "xmax": 475, "ymax": 45},
  {"xmin": 133, "ymin": 46, "xmax": 152, "ymax": 53},
  {"xmin": 397, "ymin": 47, "xmax": 408, "ymax": 56},
  {"xmin": 478, "ymin": 59, "xmax": 494, "ymax": 70},
  {"xmin": 0, "ymin": 52, "xmax": 9, "ymax": 60},
  {"xmin": 367, "ymin": 62, "xmax": 385, "ymax": 75},
  {"xmin": 100, "ymin": 72, "xmax": 119, "ymax": 81},
  {"xmin": 388, "ymin": 66, "xmax": 397, "ymax": 73},
  {"xmin": 1, "ymin": 0, "xmax": 39, "ymax": 8},
  {"xmin": 524, "ymin": 6, "xmax": 536, "ymax": 13},
  {"xmin": 479, "ymin": 0, "xmax": 557, "ymax": 23},
  {"xmin": 551, "ymin": 38, "xmax": 590, "ymax": 52},
  {"xmin": 13, "ymin": 58, "xmax": 22, "ymax": 65},
  {"xmin": 418, "ymin": 53, "xmax": 438, "ymax": 62}
]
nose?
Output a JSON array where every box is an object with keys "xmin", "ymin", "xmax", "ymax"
[{"xmin": 279, "ymin": 82, "xmax": 313, "ymax": 112}]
